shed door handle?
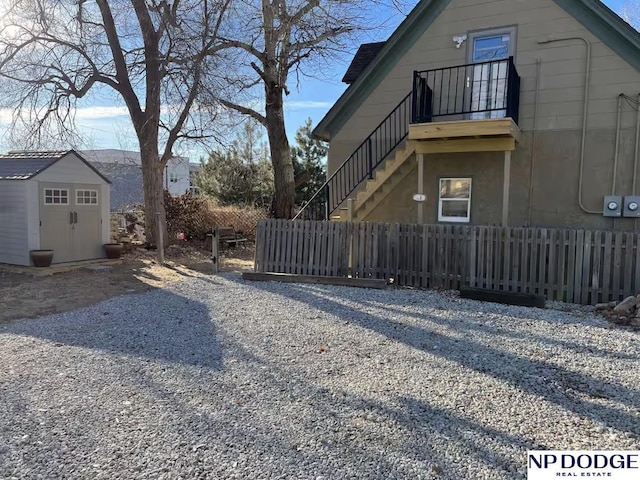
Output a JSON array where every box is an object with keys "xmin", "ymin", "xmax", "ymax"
[
  {"xmin": 70, "ymin": 211, "xmax": 74, "ymax": 225},
  {"xmin": 74, "ymin": 212, "xmax": 78, "ymax": 224}
]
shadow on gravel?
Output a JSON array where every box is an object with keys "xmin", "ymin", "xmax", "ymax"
[
  {"xmin": 235, "ymin": 278, "xmax": 640, "ymax": 438},
  {"xmin": 373, "ymin": 303, "xmax": 638, "ymax": 362},
  {"xmin": 1, "ymin": 290, "xmax": 223, "ymax": 369}
]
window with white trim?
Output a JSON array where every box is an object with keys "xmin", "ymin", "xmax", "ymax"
[
  {"xmin": 169, "ymin": 172, "xmax": 179, "ymax": 183},
  {"xmin": 438, "ymin": 178, "xmax": 472, "ymax": 223},
  {"xmin": 76, "ymin": 189, "xmax": 98, "ymax": 205},
  {"xmin": 44, "ymin": 188, "xmax": 69, "ymax": 205}
]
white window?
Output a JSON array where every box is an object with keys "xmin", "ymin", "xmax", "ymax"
[
  {"xmin": 76, "ymin": 189, "xmax": 98, "ymax": 205},
  {"xmin": 438, "ymin": 178, "xmax": 472, "ymax": 223},
  {"xmin": 44, "ymin": 188, "xmax": 69, "ymax": 205},
  {"xmin": 169, "ymin": 172, "xmax": 179, "ymax": 183}
]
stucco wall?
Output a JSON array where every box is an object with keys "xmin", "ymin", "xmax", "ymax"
[{"xmin": 364, "ymin": 128, "xmax": 640, "ymax": 230}]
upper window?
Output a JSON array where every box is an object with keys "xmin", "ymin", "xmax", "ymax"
[
  {"xmin": 472, "ymin": 34, "xmax": 511, "ymax": 62},
  {"xmin": 438, "ymin": 178, "xmax": 472, "ymax": 223},
  {"xmin": 76, "ymin": 189, "xmax": 98, "ymax": 205},
  {"xmin": 169, "ymin": 172, "xmax": 179, "ymax": 183},
  {"xmin": 44, "ymin": 188, "xmax": 69, "ymax": 205}
]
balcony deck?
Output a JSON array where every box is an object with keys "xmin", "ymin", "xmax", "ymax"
[{"xmin": 408, "ymin": 118, "xmax": 521, "ymax": 154}]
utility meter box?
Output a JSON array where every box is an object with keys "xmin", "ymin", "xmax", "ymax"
[
  {"xmin": 603, "ymin": 196, "xmax": 622, "ymax": 217},
  {"xmin": 623, "ymin": 196, "xmax": 640, "ymax": 217}
]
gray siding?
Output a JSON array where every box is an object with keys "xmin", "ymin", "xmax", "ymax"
[{"xmin": 0, "ymin": 181, "xmax": 29, "ymax": 265}]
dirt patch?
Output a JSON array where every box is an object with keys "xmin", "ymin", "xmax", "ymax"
[{"xmin": 0, "ymin": 244, "xmax": 254, "ymax": 324}]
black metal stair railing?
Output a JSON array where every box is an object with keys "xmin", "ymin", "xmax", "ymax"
[
  {"xmin": 294, "ymin": 92, "xmax": 412, "ymax": 221},
  {"xmin": 412, "ymin": 56, "xmax": 520, "ymax": 124},
  {"xmin": 294, "ymin": 58, "xmax": 521, "ymax": 221}
]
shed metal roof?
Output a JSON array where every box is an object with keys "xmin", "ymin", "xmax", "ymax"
[
  {"xmin": 0, "ymin": 152, "xmax": 62, "ymax": 180},
  {"xmin": 0, "ymin": 150, "xmax": 111, "ymax": 183}
]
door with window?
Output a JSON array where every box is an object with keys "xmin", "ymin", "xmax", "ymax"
[
  {"xmin": 73, "ymin": 184, "xmax": 103, "ymax": 261},
  {"xmin": 40, "ymin": 183, "xmax": 74, "ymax": 263},
  {"xmin": 39, "ymin": 183, "xmax": 102, "ymax": 263},
  {"xmin": 468, "ymin": 28, "xmax": 515, "ymax": 119}
]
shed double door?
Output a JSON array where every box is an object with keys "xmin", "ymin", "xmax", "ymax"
[{"xmin": 39, "ymin": 182, "xmax": 102, "ymax": 263}]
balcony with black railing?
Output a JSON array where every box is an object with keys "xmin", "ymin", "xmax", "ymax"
[
  {"xmin": 294, "ymin": 57, "xmax": 522, "ymax": 221},
  {"xmin": 409, "ymin": 57, "xmax": 521, "ymax": 144}
]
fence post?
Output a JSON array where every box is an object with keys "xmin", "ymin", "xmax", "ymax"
[
  {"xmin": 156, "ymin": 212, "xmax": 164, "ymax": 265},
  {"xmin": 211, "ymin": 227, "xmax": 219, "ymax": 274}
]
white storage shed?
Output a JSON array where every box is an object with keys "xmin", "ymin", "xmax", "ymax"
[{"xmin": 0, "ymin": 150, "xmax": 111, "ymax": 266}]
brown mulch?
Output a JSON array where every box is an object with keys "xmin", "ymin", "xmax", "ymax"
[{"xmin": 0, "ymin": 243, "xmax": 254, "ymax": 324}]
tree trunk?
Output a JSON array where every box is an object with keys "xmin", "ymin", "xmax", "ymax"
[
  {"xmin": 140, "ymin": 146, "xmax": 166, "ymax": 247},
  {"xmin": 265, "ymin": 90, "xmax": 295, "ymax": 219}
]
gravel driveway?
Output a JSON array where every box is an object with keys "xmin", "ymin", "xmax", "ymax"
[{"xmin": 1, "ymin": 273, "xmax": 639, "ymax": 479}]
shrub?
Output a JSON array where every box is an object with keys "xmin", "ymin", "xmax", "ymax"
[
  {"xmin": 164, "ymin": 192, "xmax": 268, "ymax": 242},
  {"xmin": 164, "ymin": 191, "xmax": 217, "ymax": 240}
]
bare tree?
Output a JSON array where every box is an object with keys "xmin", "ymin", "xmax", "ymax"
[
  {"xmin": 214, "ymin": 0, "xmax": 410, "ymax": 219},
  {"xmin": 0, "ymin": 0, "xmax": 233, "ymax": 244}
]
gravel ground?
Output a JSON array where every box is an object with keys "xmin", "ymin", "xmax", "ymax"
[{"xmin": 1, "ymin": 273, "xmax": 639, "ymax": 480}]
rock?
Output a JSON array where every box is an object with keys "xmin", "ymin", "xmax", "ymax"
[
  {"xmin": 609, "ymin": 301, "xmax": 619, "ymax": 308},
  {"xmin": 613, "ymin": 296, "xmax": 639, "ymax": 314},
  {"xmin": 594, "ymin": 303, "xmax": 610, "ymax": 311},
  {"xmin": 630, "ymin": 318, "xmax": 640, "ymax": 327}
]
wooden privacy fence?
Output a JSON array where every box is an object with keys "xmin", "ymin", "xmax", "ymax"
[{"xmin": 254, "ymin": 219, "xmax": 640, "ymax": 305}]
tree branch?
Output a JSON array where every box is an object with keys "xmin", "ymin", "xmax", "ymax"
[{"xmin": 218, "ymin": 98, "xmax": 266, "ymax": 125}]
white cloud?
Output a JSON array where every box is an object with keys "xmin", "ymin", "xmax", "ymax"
[
  {"xmin": 74, "ymin": 106, "xmax": 130, "ymax": 119},
  {"xmin": 0, "ymin": 105, "xmax": 130, "ymax": 123},
  {"xmin": 285, "ymin": 100, "xmax": 333, "ymax": 110}
]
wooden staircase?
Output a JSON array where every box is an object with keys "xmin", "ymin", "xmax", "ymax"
[{"xmin": 331, "ymin": 142, "xmax": 417, "ymax": 222}]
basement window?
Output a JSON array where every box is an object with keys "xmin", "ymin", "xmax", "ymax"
[
  {"xmin": 44, "ymin": 188, "xmax": 69, "ymax": 205},
  {"xmin": 438, "ymin": 178, "xmax": 472, "ymax": 223}
]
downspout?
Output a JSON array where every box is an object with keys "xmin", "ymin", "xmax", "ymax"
[
  {"xmin": 612, "ymin": 94, "xmax": 623, "ymax": 195},
  {"xmin": 528, "ymin": 58, "xmax": 542, "ymax": 226},
  {"xmin": 538, "ymin": 37, "xmax": 599, "ymax": 214},
  {"xmin": 634, "ymin": 93, "xmax": 640, "ymax": 230},
  {"xmin": 633, "ymin": 93, "xmax": 640, "ymax": 195}
]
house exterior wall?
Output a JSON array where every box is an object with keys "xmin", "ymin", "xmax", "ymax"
[
  {"xmin": 0, "ymin": 181, "xmax": 29, "ymax": 265},
  {"xmin": 165, "ymin": 156, "xmax": 191, "ymax": 197},
  {"xmin": 82, "ymin": 150, "xmax": 192, "ymax": 202},
  {"xmin": 366, "ymin": 129, "xmax": 639, "ymax": 231},
  {"xmin": 327, "ymin": 0, "xmax": 640, "ymax": 230}
]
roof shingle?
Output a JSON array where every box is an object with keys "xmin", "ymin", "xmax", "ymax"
[
  {"xmin": 0, "ymin": 151, "xmax": 68, "ymax": 180},
  {"xmin": 341, "ymin": 42, "xmax": 386, "ymax": 84}
]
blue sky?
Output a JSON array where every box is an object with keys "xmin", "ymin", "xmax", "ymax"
[{"xmin": 0, "ymin": 0, "xmax": 632, "ymax": 161}]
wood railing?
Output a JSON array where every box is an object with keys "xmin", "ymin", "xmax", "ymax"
[{"xmin": 254, "ymin": 220, "xmax": 640, "ymax": 305}]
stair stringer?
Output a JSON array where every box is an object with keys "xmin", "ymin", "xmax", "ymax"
[{"xmin": 352, "ymin": 142, "xmax": 417, "ymax": 221}]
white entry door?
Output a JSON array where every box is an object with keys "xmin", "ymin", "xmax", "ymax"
[{"xmin": 469, "ymin": 30, "xmax": 513, "ymax": 119}]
